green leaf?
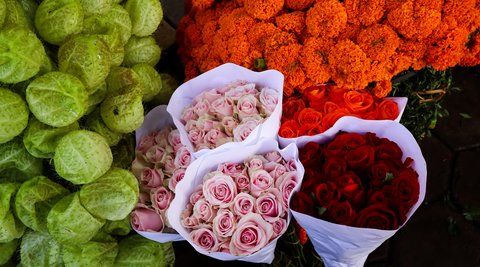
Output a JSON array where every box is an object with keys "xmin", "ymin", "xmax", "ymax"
[
  {"xmin": 446, "ymin": 217, "xmax": 459, "ymax": 237},
  {"xmin": 462, "ymin": 206, "xmax": 480, "ymax": 222},
  {"xmin": 459, "ymin": 113, "xmax": 472, "ymax": 119},
  {"xmin": 316, "ymin": 206, "xmax": 327, "ymax": 217},
  {"xmin": 384, "ymin": 173, "xmax": 395, "ymax": 182}
]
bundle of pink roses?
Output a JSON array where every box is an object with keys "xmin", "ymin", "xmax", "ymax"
[
  {"xmin": 180, "ymin": 79, "xmax": 280, "ymax": 152},
  {"xmin": 180, "ymin": 151, "xmax": 301, "ymax": 256},
  {"xmin": 129, "ymin": 124, "xmax": 193, "ymax": 233}
]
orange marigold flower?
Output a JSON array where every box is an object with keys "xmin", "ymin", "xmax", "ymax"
[
  {"xmin": 184, "ymin": 61, "xmax": 199, "ymax": 82},
  {"xmin": 286, "ymin": 65, "xmax": 307, "ymax": 92},
  {"xmin": 387, "ymin": 1, "xmax": 441, "ymax": 40},
  {"xmin": 218, "ymin": 8, "xmax": 257, "ymax": 38},
  {"xmin": 192, "ymin": 0, "xmax": 215, "ymax": 10},
  {"xmin": 285, "ymin": 0, "xmax": 315, "ymax": 10},
  {"xmin": 343, "ymin": 0, "xmax": 386, "ymax": 26},
  {"xmin": 443, "ymin": 0, "xmax": 476, "ymax": 22},
  {"xmin": 384, "ymin": 0, "xmax": 408, "ymax": 12},
  {"xmin": 357, "ymin": 24, "xmax": 400, "ymax": 62},
  {"xmin": 244, "ymin": 0, "xmax": 284, "ymax": 21},
  {"xmin": 185, "ymin": 0, "xmax": 193, "ymax": 14},
  {"xmin": 397, "ymin": 39, "xmax": 426, "ymax": 70},
  {"xmin": 275, "ymin": 11, "xmax": 306, "ymax": 36},
  {"xmin": 191, "ymin": 44, "xmax": 209, "ymax": 65},
  {"xmin": 246, "ymin": 22, "xmax": 279, "ymax": 53},
  {"xmin": 306, "ymin": 0, "xmax": 348, "ymax": 39},
  {"xmin": 227, "ymin": 34, "xmax": 251, "ymax": 66},
  {"xmin": 389, "ymin": 52, "xmax": 412, "ymax": 76},
  {"xmin": 202, "ymin": 21, "xmax": 219, "ymax": 46},
  {"xmin": 176, "ymin": 15, "xmax": 195, "ymax": 46},
  {"xmin": 299, "ymin": 37, "xmax": 333, "ymax": 85},
  {"xmin": 199, "ymin": 57, "xmax": 222, "ymax": 74},
  {"xmin": 460, "ymin": 32, "xmax": 480, "ymax": 67},
  {"xmin": 264, "ymin": 31, "xmax": 302, "ymax": 73},
  {"xmin": 368, "ymin": 80, "xmax": 392, "ymax": 98},
  {"xmin": 369, "ymin": 60, "xmax": 393, "ymax": 82},
  {"xmin": 335, "ymin": 23, "xmax": 364, "ymax": 43},
  {"xmin": 283, "ymin": 84, "xmax": 295, "ymax": 97},
  {"xmin": 212, "ymin": 31, "xmax": 229, "ymax": 62},
  {"xmin": 195, "ymin": 6, "xmax": 220, "ymax": 30},
  {"xmin": 183, "ymin": 23, "xmax": 204, "ymax": 52},
  {"xmin": 426, "ymin": 26, "xmax": 470, "ymax": 70},
  {"xmin": 328, "ymin": 39, "xmax": 372, "ymax": 90}
]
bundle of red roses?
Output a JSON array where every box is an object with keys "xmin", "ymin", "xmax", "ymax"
[
  {"xmin": 291, "ymin": 131, "xmax": 420, "ymax": 230},
  {"xmin": 279, "ymin": 84, "xmax": 402, "ymax": 138}
]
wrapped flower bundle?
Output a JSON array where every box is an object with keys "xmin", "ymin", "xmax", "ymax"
[
  {"xmin": 280, "ymin": 84, "xmax": 404, "ymax": 138},
  {"xmin": 180, "ymin": 79, "xmax": 280, "ymax": 152},
  {"xmin": 177, "ymin": 0, "xmax": 480, "ymax": 97}
]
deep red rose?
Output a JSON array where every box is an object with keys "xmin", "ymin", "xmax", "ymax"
[
  {"xmin": 323, "ymin": 138, "xmax": 345, "ymax": 160},
  {"xmin": 327, "ymin": 85, "xmax": 349, "ymax": 104},
  {"xmin": 282, "ymin": 97, "xmax": 306, "ymax": 121},
  {"xmin": 391, "ymin": 168, "xmax": 420, "ymax": 212},
  {"xmin": 339, "ymin": 132, "xmax": 366, "ymax": 149},
  {"xmin": 315, "ymin": 181, "xmax": 341, "ymax": 207},
  {"xmin": 364, "ymin": 132, "xmax": 383, "ymax": 147},
  {"xmin": 355, "ymin": 203, "xmax": 399, "ymax": 230},
  {"xmin": 367, "ymin": 185, "xmax": 397, "ymax": 206},
  {"xmin": 328, "ymin": 200, "xmax": 357, "ymax": 226},
  {"xmin": 362, "ymin": 110, "xmax": 379, "ymax": 120},
  {"xmin": 367, "ymin": 161, "xmax": 393, "ymax": 188},
  {"xmin": 334, "ymin": 171, "xmax": 367, "ymax": 209},
  {"xmin": 322, "ymin": 108, "xmax": 361, "ymax": 131},
  {"xmin": 375, "ymin": 141, "xmax": 403, "ymax": 161},
  {"xmin": 300, "ymin": 142, "xmax": 323, "ymax": 172},
  {"xmin": 301, "ymin": 169, "xmax": 325, "ymax": 194},
  {"xmin": 291, "ymin": 191, "xmax": 315, "ymax": 216},
  {"xmin": 322, "ymin": 157, "xmax": 348, "ymax": 182},
  {"xmin": 299, "ymin": 124, "xmax": 323, "ymax": 136},
  {"xmin": 344, "ymin": 145, "xmax": 375, "ymax": 172}
]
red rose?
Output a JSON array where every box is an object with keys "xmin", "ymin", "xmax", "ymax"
[
  {"xmin": 327, "ymin": 85, "xmax": 349, "ymax": 104},
  {"xmin": 299, "ymin": 124, "xmax": 323, "ymax": 136},
  {"xmin": 376, "ymin": 99, "xmax": 399, "ymax": 120},
  {"xmin": 328, "ymin": 200, "xmax": 357, "ymax": 226},
  {"xmin": 279, "ymin": 120, "xmax": 300, "ymax": 138},
  {"xmin": 315, "ymin": 181, "xmax": 341, "ymax": 207},
  {"xmin": 323, "ymin": 101, "xmax": 342, "ymax": 114},
  {"xmin": 367, "ymin": 185, "xmax": 397, "ymax": 206},
  {"xmin": 323, "ymin": 138, "xmax": 345, "ymax": 160},
  {"xmin": 355, "ymin": 203, "xmax": 398, "ymax": 230},
  {"xmin": 367, "ymin": 161, "xmax": 394, "ymax": 188},
  {"xmin": 300, "ymin": 142, "xmax": 323, "ymax": 172},
  {"xmin": 295, "ymin": 108, "xmax": 323, "ymax": 126},
  {"xmin": 375, "ymin": 141, "xmax": 403, "ymax": 161},
  {"xmin": 364, "ymin": 132, "xmax": 383, "ymax": 147},
  {"xmin": 322, "ymin": 108, "xmax": 361, "ymax": 131},
  {"xmin": 391, "ymin": 168, "xmax": 420, "ymax": 212},
  {"xmin": 362, "ymin": 109, "xmax": 379, "ymax": 120},
  {"xmin": 334, "ymin": 171, "xmax": 366, "ymax": 209},
  {"xmin": 301, "ymin": 169, "xmax": 325, "ymax": 194},
  {"xmin": 344, "ymin": 145, "xmax": 375, "ymax": 172},
  {"xmin": 339, "ymin": 132, "xmax": 366, "ymax": 149},
  {"xmin": 282, "ymin": 97, "xmax": 306, "ymax": 121},
  {"xmin": 322, "ymin": 157, "xmax": 348, "ymax": 182},
  {"xmin": 344, "ymin": 90, "xmax": 374, "ymax": 114},
  {"xmin": 303, "ymin": 84, "xmax": 328, "ymax": 106},
  {"xmin": 291, "ymin": 191, "xmax": 315, "ymax": 216}
]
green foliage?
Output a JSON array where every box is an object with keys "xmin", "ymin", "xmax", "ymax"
[
  {"xmin": 124, "ymin": 0, "xmax": 163, "ymax": 37},
  {"xmin": 63, "ymin": 231, "xmax": 118, "ymax": 267},
  {"xmin": 0, "ymin": 88, "xmax": 29, "ymax": 144},
  {"xmin": 0, "ymin": 137, "xmax": 43, "ymax": 182},
  {"xmin": 20, "ymin": 230, "xmax": 63, "ymax": 267},
  {"xmin": 114, "ymin": 235, "xmax": 175, "ymax": 267}
]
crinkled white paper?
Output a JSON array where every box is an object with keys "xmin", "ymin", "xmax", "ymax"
[
  {"xmin": 290, "ymin": 117, "xmax": 427, "ymax": 267},
  {"xmin": 166, "ymin": 63, "xmax": 284, "ymax": 159},
  {"xmin": 168, "ymin": 138, "xmax": 305, "ymax": 263},
  {"xmin": 278, "ymin": 97, "xmax": 408, "ymax": 149}
]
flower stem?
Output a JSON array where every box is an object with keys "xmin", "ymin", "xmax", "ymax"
[{"xmin": 255, "ymin": 58, "xmax": 267, "ymax": 70}]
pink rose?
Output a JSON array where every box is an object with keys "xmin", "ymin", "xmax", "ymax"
[
  {"xmin": 242, "ymin": 114, "xmax": 264, "ymax": 124},
  {"xmin": 217, "ymin": 239, "xmax": 231, "ymax": 254},
  {"xmin": 151, "ymin": 186, "xmax": 174, "ymax": 213},
  {"xmin": 181, "ymin": 105, "xmax": 199, "ymax": 123},
  {"xmin": 185, "ymin": 120, "xmax": 197, "ymax": 132},
  {"xmin": 188, "ymin": 128, "xmax": 206, "ymax": 145},
  {"xmin": 211, "ymin": 96, "xmax": 234, "ymax": 120},
  {"xmin": 249, "ymin": 170, "xmax": 274, "ymax": 197},
  {"xmin": 174, "ymin": 147, "xmax": 192, "ymax": 168},
  {"xmin": 204, "ymin": 129, "xmax": 228, "ymax": 145},
  {"xmin": 229, "ymin": 213, "xmax": 273, "ymax": 256},
  {"xmin": 232, "ymin": 192, "xmax": 256, "ymax": 216},
  {"xmin": 259, "ymin": 88, "xmax": 279, "ymax": 116},
  {"xmin": 182, "ymin": 214, "xmax": 201, "ymax": 229},
  {"xmin": 201, "ymin": 90, "xmax": 222, "ymax": 104},
  {"xmin": 255, "ymin": 188, "xmax": 284, "ymax": 222},
  {"xmin": 193, "ymin": 198, "xmax": 217, "ymax": 223},
  {"xmin": 234, "ymin": 173, "xmax": 250, "ymax": 192},
  {"xmin": 203, "ymin": 172, "xmax": 237, "ymax": 208},
  {"xmin": 130, "ymin": 151, "xmax": 153, "ymax": 179},
  {"xmin": 168, "ymin": 168, "xmax": 186, "ymax": 193},
  {"xmin": 155, "ymin": 126, "xmax": 172, "ymax": 144},
  {"xmin": 196, "ymin": 114, "xmax": 219, "ymax": 131},
  {"xmin": 217, "ymin": 161, "xmax": 245, "ymax": 178},
  {"xmin": 194, "ymin": 99, "xmax": 212, "ymax": 117},
  {"xmin": 216, "ymin": 79, "xmax": 248, "ymax": 94},
  {"xmin": 137, "ymin": 134, "xmax": 156, "ymax": 154},
  {"xmin": 221, "ymin": 116, "xmax": 239, "ymax": 137},
  {"xmin": 212, "ymin": 208, "xmax": 236, "ymax": 239},
  {"xmin": 146, "ymin": 145, "xmax": 167, "ymax": 164},
  {"xmin": 195, "ymin": 143, "xmax": 215, "ymax": 152},
  {"xmin": 138, "ymin": 192, "xmax": 151, "ymax": 205},
  {"xmin": 284, "ymin": 158, "xmax": 297, "ymax": 172},
  {"xmin": 140, "ymin": 167, "xmax": 164, "ymax": 189},
  {"xmin": 131, "ymin": 207, "xmax": 164, "ymax": 232},
  {"xmin": 163, "ymin": 155, "xmax": 175, "ymax": 176},
  {"xmin": 275, "ymin": 171, "xmax": 301, "ymax": 211},
  {"xmin": 168, "ymin": 129, "xmax": 183, "ymax": 152},
  {"xmin": 233, "ymin": 119, "xmax": 258, "ymax": 142},
  {"xmin": 181, "ymin": 203, "xmax": 193, "ymax": 219},
  {"xmin": 216, "ymin": 137, "xmax": 233, "ymax": 148},
  {"xmin": 225, "ymin": 83, "xmax": 258, "ymax": 102},
  {"xmin": 244, "ymin": 155, "xmax": 268, "ymax": 176},
  {"xmin": 236, "ymin": 95, "xmax": 259, "ymax": 121},
  {"xmin": 268, "ymin": 163, "xmax": 287, "ymax": 181},
  {"xmin": 190, "ymin": 184, "xmax": 204, "ymax": 205},
  {"xmin": 269, "ymin": 218, "xmax": 287, "ymax": 241},
  {"xmin": 189, "ymin": 228, "xmax": 219, "ymax": 253},
  {"xmin": 264, "ymin": 151, "xmax": 283, "ymax": 163}
]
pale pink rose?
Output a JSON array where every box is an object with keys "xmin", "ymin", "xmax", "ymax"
[
  {"xmin": 181, "ymin": 204, "xmax": 193, "ymax": 220},
  {"xmin": 232, "ymin": 119, "xmax": 258, "ymax": 142},
  {"xmin": 196, "ymin": 114, "xmax": 219, "ymax": 131},
  {"xmin": 192, "ymin": 92, "xmax": 203, "ymax": 106},
  {"xmin": 138, "ymin": 192, "xmax": 151, "ymax": 205},
  {"xmin": 201, "ymin": 90, "xmax": 222, "ymax": 104},
  {"xmin": 215, "ymin": 137, "xmax": 233, "ymax": 148},
  {"xmin": 136, "ymin": 134, "xmax": 156, "ymax": 154},
  {"xmin": 194, "ymin": 99, "xmax": 212, "ymax": 117},
  {"xmin": 249, "ymin": 170, "xmax": 274, "ymax": 197},
  {"xmin": 181, "ymin": 105, "xmax": 199, "ymax": 123},
  {"xmin": 217, "ymin": 239, "xmax": 231, "ymax": 253},
  {"xmin": 216, "ymin": 79, "xmax": 248, "ymax": 94},
  {"xmin": 236, "ymin": 94, "xmax": 259, "ymax": 121},
  {"xmin": 174, "ymin": 147, "xmax": 192, "ymax": 168},
  {"xmin": 259, "ymin": 88, "xmax": 279, "ymax": 116},
  {"xmin": 188, "ymin": 128, "xmax": 206, "ymax": 145},
  {"xmin": 130, "ymin": 151, "xmax": 154, "ymax": 179},
  {"xmin": 264, "ymin": 151, "xmax": 283, "ymax": 163},
  {"xmin": 168, "ymin": 129, "xmax": 183, "ymax": 152},
  {"xmin": 267, "ymin": 163, "xmax": 287, "ymax": 181},
  {"xmin": 229, "ymin": 213, "xmax": 273, "ymax": 256},
  {"xmin": 190, "ymin": 228, "xmax": 219, "ymax": 253},
  {"xmin": 242, "ymin": 114, "xmax": 264, "ymax": 124},
  {"xmin": 141, "ymin": 167, "xmax": 164, "ymax": 189},
  {"xmin": 234, "ymin": 173, "xmax": 250, "ymax": 192},
  {"xmin": 210, "ymin": 96, "xmax": 234, "ymax": 120},
  {"xmin": 146, "ymin": 145, "xmax": 167, "ymax": 164},
  {"xmin": 185, "ymin": 120, "xmax": 197, "ymax": 132},
  {"xmin": 204, "ymin": 129, "xmax": 228, "ymax": 145},
  {"xmin": 163, "ymin": 155, "xmax": 175, "ymax": 176},
  {"xmin": 284, "ymin": 158, "xmax": 297, "ymax": 172},
  {"xmin": 195, "ymin": 143, "xmax": 214, "ymax": 152},
  {"xmin": 190, "ymin": 184, "xmax": 204, "ymax": 205},
  {"xmin": 193, "ymin": 198, "xmax": 217, "ymax": 223},
  {"xmin": 232, "ymin": 192, "xmax": 256, "ymax": 216},
  {"xmin": 213, "ymin": 208, "xmax": 236, "ymax": 239},
  {"xmin": 244, "ymin": 155, "xmax": 268, "ymax": 176},
  {"xmin": 217, "ymin": 161, "xmax": 245, "ymax": 178},
  {"xmin": 202, "ymin": 171, "xmax": 221, "ymax": 182},
  {"xmin": 131, "ymin": 207, "xmax": 164, "ymax": 232},
  {"xmin": 151, "ymin": 186, "xmax": 174, "ymax": 213},
  {"xmin": 225, "ymin": 83, "xmax": 258, "ymax": 102},
  {"xmin": 168, "ymin": 168, "xmax": 186, "ymax": 193},
  {"xmin": 255, "ymin": 188, "xmax": 284, "ymax": 223},
  {"xmin": 276, "ymin": 171, "xmax": 301, "ymax": 210},
  {"xmin": 221, "ymin": 116, "xmax": 239, "ymax": 137},
  {"xmin": 203, "ymin": 172, "xmax": 237, "ymax": 208},
  {"xmin": 182, "ymin": 214, "xmax": 201, "ymax": 229},
  {"xmin": 269, "ymin": 218, "xmax": 288, "ymax": 241},
  {"xmin": 155, "ymin": 126, "xmax": 172, "ymax": 144}
]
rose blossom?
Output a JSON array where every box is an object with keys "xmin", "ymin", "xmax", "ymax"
[
  {"xmin": 204, "ymin": 129, "xmax": 228, "ymax": 145},
  {"xmin": 267, "ymin": 163, "xmax": 287, "ymax": 181},
  {"xmin": 190, "ymin": 228, "xmax": 219, "ymax": 253},
  {"xmin": 137, "ymin": 133, "xmax": 156, "ymax": 154},
  {"xmin": 233, "ymin": 119, "xmax": 258, "ymax": 142},
  {"xmin": 217, "ymin": 161, "xmax": 245, "ymax": 178},
  {"xmin": 229, "ymin": 213, "xmax": 273, "ymax": 256},
  {"xmin": 168, "ymin": 168, "xmax": 186, "ymax": 193},
  {"xmin": 162, "ymin": 155, "xmax": 175, "ymax": 176},
  {"xmin": 255, "ymin": 188, "xmax": 284, "ymax": 222},
  {"xmin": 259, "ymin": 88, "xmax": 279, "ymax": 116},
  {"xmin": 217, "ymin": 239, "xmax": 231, "ymax": 254},
  {"xmin": 193, "ymin": 198, "xmax": 217, "ymax": 223},
  {"xmin": 188, "ymin": 128, "xmax": 206, "ymax": 145},
  {"xmin": 201, "ymin": 90, "xmax": 222, "ymax": 104},
  {"xmin": 235, "ymin": 173, "xmax": 250, "ymax": 192},
  {"xmin": 221, "ymin": 116, "xmax": 239, "ymax": 137},
  {"xmin": 216, "ymin": 79, "xmax": 248, "ymax": 94},
  {"xmin": 185, "ymin": 120, "xmax": 197, "ymax": 132},
  {"xmin": 130, "ymin": 152, "xmax": 153, "ymax": 179},
  {"xmin": 145, "ymin": 145, "xmax": 168, "ymax": 164},
  {"xmin": 203, "ymin": 172, "xmax": 237, "ymax": 208},
  {"xmin": 168, "ymin": 129, "xmax": 183, "ymax": 152},
  {"xmin": 236, "ymin": 94, "xmax": 259, "ymax": 120},
  {"xmin": 225, "ymin": 83, "xmax": 258, "ymax": 101},
  {"xmin": 250, "ymin": 170, "xmax": 274, "ymax": 197},
  {"xmin": 212, "ymin": 208, "xmax": 236, "ymax": 239},
  {"xmin": 131, "ymin": 207, "xmax": 164, "ymax": 232},
  {"xmin": 181, "ymin": 204, "xmax": 201, "ymax": 229},
  {"xmin": 151, "ymin": 186, "xmax": 174, "ymax": 213},
  {"xmin": 138, "ymin": 192, "xmax": 151, "ymax": 205},
  {"xmin": 270, "ymin": 218, "xmax": 288, "ymax": 241},
  {"xmin": 210, "ymin": 96, "xmax": 234, "ymax": 120},
  {"xmin": 264, "ymin": 150, "xmax": 283, "ymax": 163},
  {"xmin": 140, "ymin": 167, "xmax": 164, "ymax": 189},
  {"xmin": 181, "ymin": 105, "xmax": 199, "ymax": 123},
  {"xmin": 196, "ymin": 114, "xmax": 220, "ymax": 131},
  {"xmin": 190, "ymin": 184, "xmax": 204, "ymax": 205},
  {"xmin": 155, "ymin": 126, "xmax": 172, "ymax": 144},
  {"xmin": 275, "ymin": 171, "xmax": 301, "ymax": 211},
  {"xmin": 216, "ymin": 137, "xmax": 233, "ymax": 148},
  {"xmin": 232, "ymin": 192, "xmax": 256, "ymax": 216},
  {"xmin": 174, "ymin": 147, "xmax": 192, "ymax": 168},
  {"xmin": 244, "ymin": 155, "xmax": 268, "ymax": 176},
  {"xmin": 195, "ymin": 143, "xmax": 215, "ymax": 152},
  {"xmin": 193, "ymin": 99, "xmax": 212, "ymax": 117},
  {"xmin": 284, "ymin": 158, "xmax": 297, "ymax": 172}
]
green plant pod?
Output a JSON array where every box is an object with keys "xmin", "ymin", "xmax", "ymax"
[
  {"xmin": 0, "ymin": 0, "xmax": 6, "ymax": 30},
  {"xmin": 124, "ymin": 0, "xmax": 162, "ymax": 37},
  {"xmin": 78, "ymin": 0, "xmax": 112, "ymax": 17},
  {"xmin": 14, "ymin": 176, "xmax": 70, "ymax": 232},
  {"xmin": 3, "ymin": 0, "xmax": 28, "ymax": 29},
  {"xmin": 85, "ymin": 107, "xmax": 124, "ymax": 147},
  {"xmin": 54, "ymin": 130, "xmax": 113, "ymax": 185},
  {"xmin": 111, "ymin": 45, "xmax": 124, "ymax": 67},
  {"xmin": 132, "ymin": 63, "xmax": 162, "ymax": 102},
  {"xmin": 100, "ymin": 88, "xmax": 144, "ymax": 133},
  {"xmin": 85, "ymin": 80, "xmax": 108, "ymax": 115},
  {"xmin": 0, "ymin": 88, "xmax": 29, "ymax": 144},
  {"xmin": 104, "ymin": 4, "xmax": 132, "ymax": 46},
  {"xmin": 79, "ymin": 167, "xmax": 138, "ymax": 221},
  {"xmin": 105, "ymin": 66, "xmax": 144, "ymax": 96},
  {"xmin": 111, "ymin": 134, "xmax": 135, "ymax": 170},
  {"xmin": 83, "ymin": 15, "xmax": 121, "ymax": 53},
  {"xmin": 102, "ymin": 215, "xmax": 132, "ymax": 236},
  {"xmin": 149, "ymin": 73, "xmax": 178, "ymax": 107},
  {"xmin": 0, "ymin": 25, "xmax": 45, "ymax": 83},
  {"xmin": 20, "ymin": 229, "xmax": 63, "ymax": 267},
  {"xmin": 0, "ymin": 182, "xmax": 25, "ymax": 243},
  {"xmin": 114, "ymin": 235, "xmax": 175, "ymax": 267},
  {"xmin": 63, "ymin": 231, "xmax": 118, "ymax": 267},
  {"xmin": 58, "ymin": 34, "xmax": 112, "ymax": 93},
  {"xmin": 123, "ymin": 35, "xmax": 161, "ymax": 67},
  {"xmin": 23, "ymin": 117, "xmax": 80, "ymax": 159},
  {"xmin": 0, "ymin": 137, "xmax": 43, "ymax": 182},
  {"xmin": 47, "ymin": 192, "xmax": 106, "ymax": 245},
  {"xmin": 17, "ymin": 0, "xmax": 38, "ymax": 32},
  {"xmin": 26, "ymin": 71, "xmax": 88, "ymax": 128},
  {"xmin": 0, "ymin": 238, "xmax": 18, "ymax": 265},
  {"xmin": 35, "ymin": 0, "xmax": 84, "ymax": 46}
]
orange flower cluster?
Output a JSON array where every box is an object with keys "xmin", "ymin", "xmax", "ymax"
[
  {"xmin": 279, "ymin": 84, "xmax": 400, "ymax": 138},
  {"xmin": 177, "ymin": 0, "xmax": 480, "ymax": 98}
]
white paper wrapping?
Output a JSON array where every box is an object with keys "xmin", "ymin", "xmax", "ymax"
[
  {"xmin": 278, "ymin": 97, "xmax": 408, "ymax": 149},
  {"xmin": 166, "ymin": 63, "xmax": 284, "ymax": 159},
  {"xmin": 290, "ymin": 116, "xmax": 427, "ymax": 267},
  {"xmin": 168, "ymin": 138, "xmax": 305, "ymax": 263},
  {"xmin": 133, "ymin": 104, "xmax": 185, "ymax": 242}
]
